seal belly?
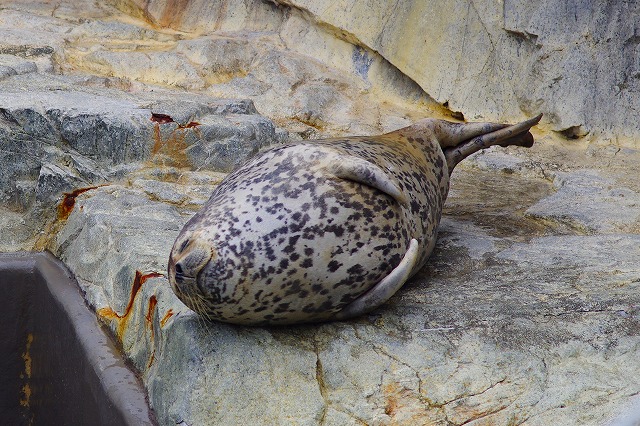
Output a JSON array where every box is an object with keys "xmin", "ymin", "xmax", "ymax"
[{"xmin": 193, "ymin": 148, "xmax": 411, "ymax": 324}]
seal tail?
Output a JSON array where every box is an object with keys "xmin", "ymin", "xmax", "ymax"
[{"xmin": 443, "ymin": 114, "xmax": 542, "ymax": 175}]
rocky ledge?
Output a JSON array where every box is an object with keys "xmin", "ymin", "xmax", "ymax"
[{"xmin": 2, "ymin": 1, "xmax": 640, "ymax": 425}]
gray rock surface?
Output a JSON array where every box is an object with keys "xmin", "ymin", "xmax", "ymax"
[
  {"xmin": 1, "ymin": 1, "xmax": 640, "ymax": 425},
  {"xmin": 0, "ymin": 71, "xmax": 284, "ymax": 250}
]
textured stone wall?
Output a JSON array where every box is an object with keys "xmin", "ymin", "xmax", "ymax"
[{"xmin": 123, "ymin": 0, "xmax": 640, "ymax": 142}]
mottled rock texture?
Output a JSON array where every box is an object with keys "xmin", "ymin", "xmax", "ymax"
[
  {"xmin": 2, "ymin": 0, "xmax": 640, "ymax": 425},
  {"xmin": 125, "ymin": 0, "xmax": 640, "ymax": 142}
]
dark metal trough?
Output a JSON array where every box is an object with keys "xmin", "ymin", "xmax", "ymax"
[{"xmin": 0, "ymin": 252, "xmax": 156, "ymax": 425}]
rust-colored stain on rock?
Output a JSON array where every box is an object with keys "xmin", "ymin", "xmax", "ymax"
[
  {"xmin": 160, "ymin": 309, "xmax": 174, "ymax": 327},
  {"xmin": 150, "ymin": 113, "xmax": 175, "ymax": 124},
  {"xmin": 145, "ymin": 294, "xmax": 159, "ymax": 369},
  {"xmin": 150, "ymin": 113, "xmax": 201, "ymax": 168},
  {"xmin": 384, "ymin": 382, "xmax": 403, "ymax": 417},
  {"xmin": 57, "ymin": 185, "xmax": 102, "ymax": 220},
  {"xmin": 146, "ymin": 295, "xmax": 158, "ymax": 338},
  {"xmin": 98, "ymin": 271, "xmax": 163, "ymax": 341},
  {"xmin": 145, "ymin": 295, "xmax": 158, "ymax": 325},
  {"xmin": 179, "ymin": 121, "xmax": 200, "ymax": 129},
  {"xmin": 157, "ymin": 0, "xmax": 190, "ymax": 28}
]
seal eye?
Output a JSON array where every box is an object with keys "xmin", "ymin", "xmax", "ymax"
[{"xmin": 178, "ymin": 239, "xmax": 190, "ymax": 253}]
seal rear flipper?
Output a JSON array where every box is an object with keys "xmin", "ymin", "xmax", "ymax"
[
  {"xmin": 444, "ymin": 114, "xmax": 542, "ymax": 174},
  {"xmin": 328, "ymin": 155, "xmax": 409, "ymax": 207},
  {"xmin": 336, "ymin": 238, "xmax": 420, "ymax": 320}
]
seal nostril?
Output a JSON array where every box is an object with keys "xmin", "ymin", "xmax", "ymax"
[{"xmin": 175, "ymin": 263, "xmax": 183, "ymax": 274}]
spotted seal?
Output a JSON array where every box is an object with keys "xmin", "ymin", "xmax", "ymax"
[{"xmin": 168, "ymin": 114, "xmax": 542, "ymax": 325}]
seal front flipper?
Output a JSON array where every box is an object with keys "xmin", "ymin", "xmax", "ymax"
[
  {"xmin": 328, "ymin": 155, "xmax": 409, "ymax": 207},
  {"xmin": 336, "ymin": 238, "xmax": 420, "ymax": 320}
]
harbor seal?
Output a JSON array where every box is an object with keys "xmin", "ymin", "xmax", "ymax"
[{"xmin": 168, "ymin": 114, "xmax": 542, "ymax": 325}]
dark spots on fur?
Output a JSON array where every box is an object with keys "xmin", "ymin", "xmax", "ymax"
[
  {"xmin": 340, "ymin": 293, "xmax": 357, "ymax": 304},
  {"xmin": 265, "ymin": 245, "xmax": 276, "ymax": 261},
  {"xmin": 275, "ymin": 303, "xmax": 290, "ymax": 313},
  {"xmin": 316, "ymin": 299, "xmax": 334, "ymax": 312},
  {"xmin": 347, "ymin": 264, "xmax": 364, "ymax": 275},
  {"xmin": 265, "ymin": 202, "xmax": 286, "ymax": 215},
  {"xmin": 267, "ymin": 226, "xmax": 289, "ymax": 239},
  {"xmin": 435, "ymin": 155, "xmax": 444, "ymax": 169},
  {"xmin": 288, "ymin": 213, "xmax": 310, "ymax": 233},
  {"xmin": 284, "ymin": 280, "xmax": 302, "ymax": 297},
  {"xmin": 326, "ymin": 224, "xmax": 345, "ymax": 237},
  {"xmin": 348, "ymin": 212, "xmax": 362, "ymax": 221},
  {"xmin": 254, "ymin": 289, "xmax": 263, "ymax": 300},
  {"xmin": 177, "ymin": 135, "xmax": 450, "ymax": 323},
  {"xmin": 328, "ymin": 260, "xmax": 342, "ymax": 272},
  {"xmin": 283, "ymin": 235, "xmax": 300, "ymax": 254},
  {"xmin": 332, "ymin": 246, "xmax": 344, "ymax": 256},
  {"xmin": 374, "ymin": 244, "xmax": 390, "ymax": 252},
  {"xmin": 410, "ymin": 199, "xmax": 421, "ymax": 214}
]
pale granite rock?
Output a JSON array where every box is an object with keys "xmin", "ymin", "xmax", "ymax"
[
  {"xmin": 526, "ymin": 170, "xmax": 640, "ymax": 234},
  {"xmin": 124, "ymin": 0, "xmax": 640, "ymax": 141}
]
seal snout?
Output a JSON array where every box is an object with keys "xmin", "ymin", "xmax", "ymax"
[{"xmin": 168, "ymin": 236, "xmax": 215, "ymax": 291}]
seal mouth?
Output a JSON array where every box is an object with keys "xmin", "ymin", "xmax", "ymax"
[
  {"xmin": 173, "ymin": 262, "xmax": 194, "ymax": 283},
  {"xmin": 168, "ymin": 237, "xmax": 214, "ymax": 293}
]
